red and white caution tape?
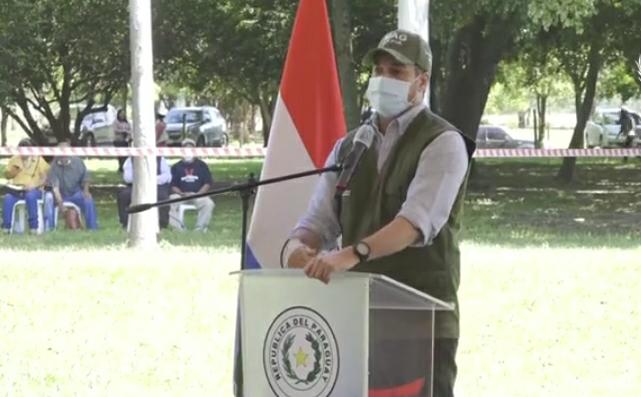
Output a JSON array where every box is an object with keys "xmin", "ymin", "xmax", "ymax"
[
  {"xmin": 474, "ymin": 147, "xmax": 641, "ymax": 158},
  {"xmin": 0, "ymin": 146, "xmax": 267, "ymax": 158},
  {"xmin": 1, "ymin": 146, "xmax": 641, "ymax": 158}
]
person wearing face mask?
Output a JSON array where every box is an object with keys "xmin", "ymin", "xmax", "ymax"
[
  {"xmin": 45, "ymin": 141, "xmax": 98, "ymax": 230},
  {"xmin": 2, "ymin": 138, "xmax": 50, "ymax": 234},
  {"xmin": 168, "ymin": 138, "xmax": 215, "ymax": 231},
  {"xmin": 283, "ymin": 29, "xmax": 476, "ymax": 397}
]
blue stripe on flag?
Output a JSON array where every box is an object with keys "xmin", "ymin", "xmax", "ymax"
[{"xmin": 244, "ymin": 245, "xmax": 263, "ymax": 269}]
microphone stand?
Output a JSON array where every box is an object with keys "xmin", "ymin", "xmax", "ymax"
[
  {"xmin": 127, "ymin": 164, "xmax": 342, "ymax": 270},
  {"xmin": 127, "ymin": 163, "xmax": 341, "ymax": 397}
]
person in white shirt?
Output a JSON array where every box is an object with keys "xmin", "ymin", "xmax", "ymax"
[{"xmin": 116, "ymin": 155, "xmax": 172, "ymax": 228}]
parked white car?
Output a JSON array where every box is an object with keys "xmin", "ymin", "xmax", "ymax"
[
  {"xmin": 584, "ymin": 108, "xmax": 641, "ymax": 148},
  {"xmin": 79, "ymin": 105, "xmax": 118, "ymax": 146}
]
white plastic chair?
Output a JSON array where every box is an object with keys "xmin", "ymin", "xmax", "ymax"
[
  {"xmin": 11, "ymin": 199, "xmax": 46, "ymax": 234},
  {"xmin": 53, "ymin": 202, "xmax": 85, "ymax": 229},
  {"xmin": 172, "ymin": 203, "xmax": 197, "ymax": 229}
]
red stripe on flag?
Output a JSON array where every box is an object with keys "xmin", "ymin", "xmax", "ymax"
[
  {"xmin": 369, "ymin": 377, "xmax": 425, "ymax": 397},
  {"xmin": 280, "ymin": 0, "xmax": 346, "ymax": 168}
]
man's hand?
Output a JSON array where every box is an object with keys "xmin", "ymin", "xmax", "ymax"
[
  {"xmin": 303, "ymin": 248, "xmax": 359, "ymax": 284},
  {"xmin": 83, "ymin": 191, "xmax": 92, "ymax": 200},
  {"xmin": 287, "ymin": 245, "xmax": 318, "ymax": 269}
]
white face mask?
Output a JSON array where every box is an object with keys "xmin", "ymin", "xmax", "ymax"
[
  {"xmin": 183, "ymin": 156, "xmax": 194, "ymax": 163},
  {"xmin": 366, "ymin": 76, "xmax": 419, "ymax": 118}
]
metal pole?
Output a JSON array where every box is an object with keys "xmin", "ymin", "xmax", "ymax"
[{"xmin": 128, "ymin": 0, "xmax": 158, "ymax": 247}]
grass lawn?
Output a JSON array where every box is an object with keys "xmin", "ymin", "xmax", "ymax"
[{"xmin": 1, "ymin": 157, "xmax": 640, "ymax": 396}]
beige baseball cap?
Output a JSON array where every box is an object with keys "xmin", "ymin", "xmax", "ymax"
[{"xmin": 364, "ymin": 29, "xmax": 432, "ymax": 73}]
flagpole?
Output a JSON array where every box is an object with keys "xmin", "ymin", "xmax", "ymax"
[{"xmin": 398, "ymin": 0, "xmax": 430, "ymax": 106}]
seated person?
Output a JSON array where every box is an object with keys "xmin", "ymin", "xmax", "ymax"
[
  {"xmin": 2, "ymin": 138, "xmax": 50, "ymax": 234},
  {"xmin": 169, "ymin": 139, "xmax": 215, "ymax": 232},
  {"xmin": 117, "ymin": 155, "xmax": 171, "ymax": 228},
  {"xmin": 45, "ymin": 142, "xmax": 98, "ymax": 230}
]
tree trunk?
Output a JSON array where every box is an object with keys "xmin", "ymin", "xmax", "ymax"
[
  {"xmin": 248, "ymin": 105, "xmax": 256, "ymax": 139},
  {"xmin": 258, "ymin": 94, "xmax": 273, "ymax": 147},
  {"xmin": 429, "ymin": 37, "xmax": 445, "ymax": 114},
  {"xmin": 122, "ymin": 84, "xmax": 129, "ymax": 114},
  {"xmin": 532, "ymin": 107, "xmax": 538, "ymax": 144},
  {"xmin": 557, "ymin": 46, "xmax": 601, "ymax": 183},
  {"xmin": 536, "ymin": 94, "xmax": 547, "ymax": 148},
  {"xmin": 1, "ymin": 106, "xmax": 8, "ymax": 146},
  {"xmin": 128, "ymin": 0, "xmax": 158, "ymax": 248},
  {"xmin": 440, "ymin": 16, "xmax": 512, "ymax": 140},
  {"xmin": 329, "ymin": 0, "xmax": 360, "ymax": 130}
]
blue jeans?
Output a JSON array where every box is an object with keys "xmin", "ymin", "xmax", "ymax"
[
  {"xmin": 2, "ymin": 190, "xmax": 43, "ymax": 231},
  {"xmin": 44, "ymin": 191, "xmax": 98, "ymax": 230}
]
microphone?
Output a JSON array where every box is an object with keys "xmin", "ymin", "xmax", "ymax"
[
  {"xmin": 335, "ymin": 123, "xmax": 375, "ymax": 195},
  {"xmin": 126, "ymin": 203, "xmax": 155, "ymax": 213}
]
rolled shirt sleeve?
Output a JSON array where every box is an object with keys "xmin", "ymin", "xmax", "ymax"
[
  {"xmin": 397, "ymin": 131, "xmax": 469, "ymax": 246},
  {"xmin": 293, "ymin": 130, "xmax": 469, "ymax": 250},
  {"xmin": 293, "ymin": 139, "xmax": 344, "ymax": 251}
]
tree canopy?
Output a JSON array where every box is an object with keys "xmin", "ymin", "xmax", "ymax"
[{"xmin": 0, "ymin": 0, "xmax": 130, "ymax": 144}]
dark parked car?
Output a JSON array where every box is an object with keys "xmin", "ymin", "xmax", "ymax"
[
  {"xmin": 164, "ymin": 106, "xmax": 228, "ymax": 147},
  {"xmin": 476, "ymin": 125, "xmax": 534, "ymax": 149}
]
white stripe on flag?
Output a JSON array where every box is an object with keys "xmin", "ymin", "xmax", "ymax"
[{"xmin": 246, "ymin": 95, "xmax": 321, "ymax": 269}]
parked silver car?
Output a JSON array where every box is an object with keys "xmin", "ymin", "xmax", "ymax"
[
  {"xmin": 79, "ymin": 105, "xmax": 118, "ymax": 146},
  {"xmin": 476, "ymin": 125, "xmax": 534, "ymax": 149},
  {"xmin": 164, "ymin": 106, "xmax": 228, "ymax": 147}
]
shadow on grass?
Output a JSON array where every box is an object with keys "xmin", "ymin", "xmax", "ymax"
[
  {"xmin": 1, "ymin": 158, "xmax": 640, "ymax": 251},
  {"xmin": 466, "ymin": 158, "xmax": 641, "ymax": 249}
]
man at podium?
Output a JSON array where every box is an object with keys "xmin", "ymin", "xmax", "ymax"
[{"xmin": 284, "ymin": 29, "xmax": 475, "ymax": 397}]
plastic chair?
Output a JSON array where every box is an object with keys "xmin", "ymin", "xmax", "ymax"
[
  {"xmin": 170, "ymin": 203, "xmax": 197, "ymax": 230},
  {"xmin": 53, "ymin": 202, "xmax": 85, "ymax": 229},
  {"xmin": 11, "ymin": 199, "xmax": 46, "ymax": 234}
]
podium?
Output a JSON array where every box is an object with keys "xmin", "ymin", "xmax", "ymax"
[{"xmin": 234, "ymin": 269, "xmax": 454, "ymax": 397}]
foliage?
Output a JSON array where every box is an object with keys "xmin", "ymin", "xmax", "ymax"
[
  {"xmin": 154, "ymin": 0, "xmax": 297, "ymax": 144},
  {"xmin": 599, "ymin": 59, "xmax": 641, "ymax": 103},
  {"xmin": 0, "ymin": 0, "xmax": 130, "ymax": 144}
]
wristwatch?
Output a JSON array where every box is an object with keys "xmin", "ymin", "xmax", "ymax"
[{"xmin": 352, "ymin": 241, "xmax": 371, "ymax": 263}]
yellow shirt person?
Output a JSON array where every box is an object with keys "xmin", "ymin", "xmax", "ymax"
[
  {"xmin": 2, "ymin": 138, "xmax": 50, "ymax": 233},
  {"xmin": 5, "ymin": 155, "xmax": 50, "ymax": 189}
]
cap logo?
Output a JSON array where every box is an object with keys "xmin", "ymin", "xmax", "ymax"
[{"xmin": 382, "ymin": 31, "xmax": 408, "ymax": 46}]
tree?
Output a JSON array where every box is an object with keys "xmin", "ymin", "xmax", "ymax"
[
  {"xmin": 0, "ymin": 106, "xmax": 8, "ymax": 146},
  {"xmin": 154, "ymin": 0, "xmax": 297, "ymax": 146},
  {"xmin": 0, "ymin": 0, "xmax": 130, "ymax": 144},
  {"xmin": 599, "ymin": 59, "xmax": 641, "ymax": 104},
  {"xmin": 430, "ymin": 1, "xmax": 530, "ymax": 139},
  {"xmin": 329, "ymin": 0, "xmax": 360, "ymax": 130},
  {"xmin": 497, "ymin": 49, "xmax": 570, "ymax": 147},
  {"xmin": 329, "ymin": 0, "xmax": 397, "ymax": 130},
  {"xmin": 549, "ymin": 0, "xmax": 641, "ymax": 182}
]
